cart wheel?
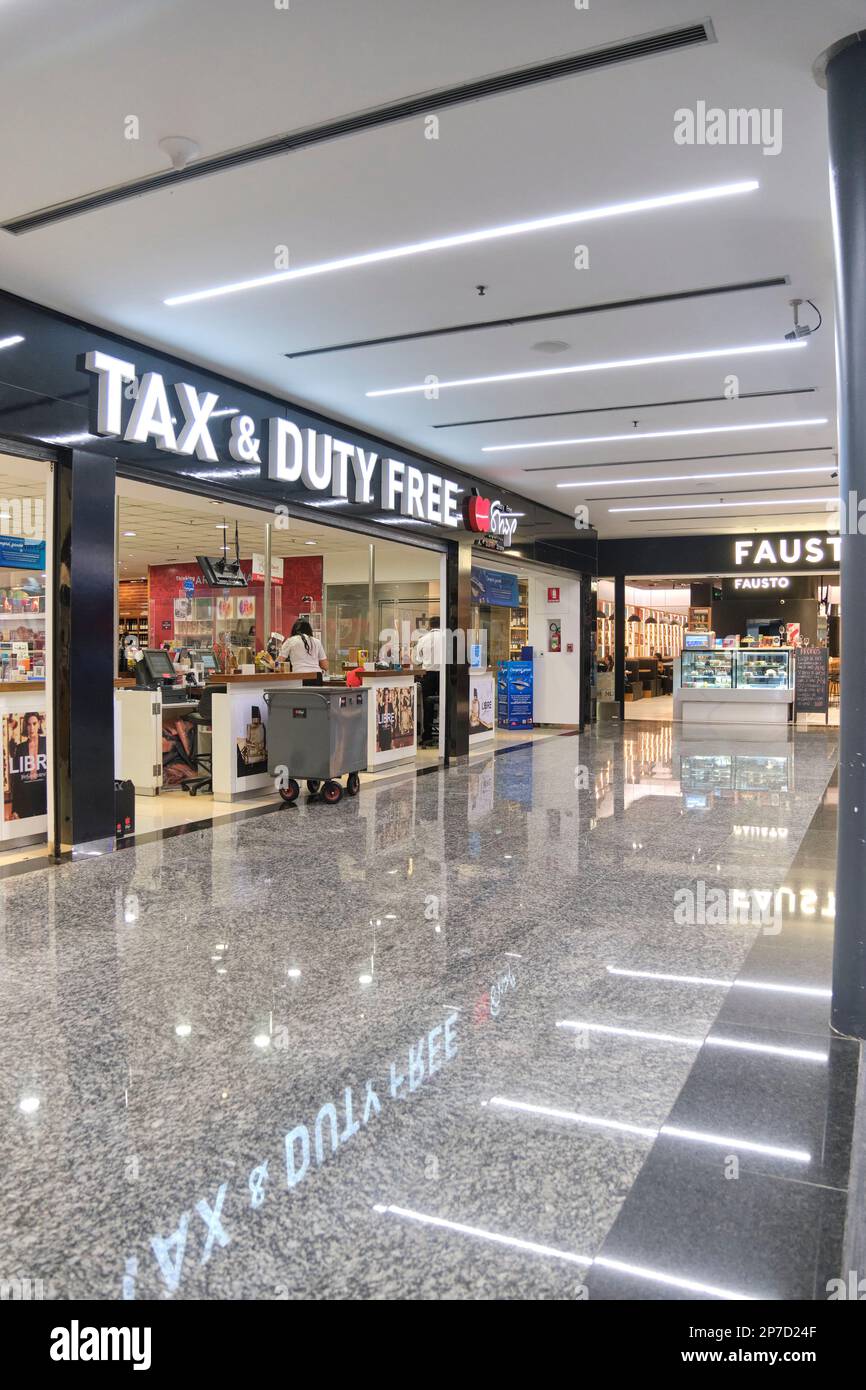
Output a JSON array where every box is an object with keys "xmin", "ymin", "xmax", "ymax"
[
  {"xmin": 279, "ymin": 779, "xmax": 300, "ymax": 804},
  {"xmin": 306, "ymin": 779, "xmax": 322, "ymax": 795},
  {"xmin": 346, "ymin": 772, "xmax": 361, "ymax": 796},
  {"xmin": 322, "ymin": 779, "xmax": 343, "ymax": 804}
]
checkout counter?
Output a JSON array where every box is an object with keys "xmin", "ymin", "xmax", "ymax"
[{"xmin": 114, "ymin": 652, "xmax": 428, "ymax": 798}]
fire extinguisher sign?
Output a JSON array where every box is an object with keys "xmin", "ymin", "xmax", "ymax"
[{"xmin": 547, "ymin": 586, "xmax": 560, "ymax": 602}]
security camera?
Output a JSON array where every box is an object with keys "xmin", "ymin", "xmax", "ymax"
[{"xmin": 784, "ymin": 298, "xmax": 822, "ymax": 341}]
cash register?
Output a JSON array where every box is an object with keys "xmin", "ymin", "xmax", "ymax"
[{"xmin": 135, "ymin": 648, "xmax": 190, "ymax": 696}]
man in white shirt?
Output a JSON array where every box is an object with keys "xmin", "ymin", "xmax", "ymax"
[{"xmin": 415, "ymin": 617, "xmax": 442, "ymax": 745}]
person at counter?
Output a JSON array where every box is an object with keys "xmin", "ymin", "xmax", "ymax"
[
  {"xmin": 278, "ymin": 619, "xmax": 328, "ymax": 684},
  {"xmin": 415, "ymin": 617, "xmax": 441, "ymax": 746}
]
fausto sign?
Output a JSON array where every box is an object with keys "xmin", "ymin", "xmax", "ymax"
[
  {"xmin": 82, "ymin": 350, "xmax": 516, "ymax": 541},
  {"xmin": 734, "ymin": 535, "xmax": 840, "ymax": 568}
]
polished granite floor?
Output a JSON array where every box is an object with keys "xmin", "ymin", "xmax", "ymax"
[{"xmin": 0, "ymin": 719, "xmax": 853, "ymax": 1301}]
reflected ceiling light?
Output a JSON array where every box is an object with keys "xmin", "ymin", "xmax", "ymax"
[
  {"xmin": 608, "ymin": 495, "xmax": 837, "ymax": 514},
  {"xmin": 557, "ymin": 1019, "xmax": 826, "ymax": 1062},
  {"xmin": 123, "ymin": 531, "xmax": 137, "ymax": 537},
  {"xmin": 253, "ymin": 1033, "xmax": 271, "ymax": 1048},
  {"xmin": 558, "ymin": 463, "xmax": 836, "ymax": 489},
  {"xmin": 19, "ymin": 1096, "xmax": 40, "ymax": 1115},
  {"xmin": 489, "ymin": 1096, "xmax": 656, "ymax": 1139},
  {"xmin": 490, "ymin": 1096, "xmax": 809, "ymax": 1162},
  {"xmin": 372, "ymin": 1203, "xmax": 591, "ymax": 1267},
  {"xmin": 558, "ymin": 1019, "xmax": 702, "ymax": 1046},
  {"xmin": 594, "ymin": 1256, "xmax": 756, "ymax": 1301},
  {"xmin": 0, "ymin": 335, "xmax": 24, "ymax": 350},
  {"xmin": 38, "ymin": 431, "xmax": 97, "ymax": 444},
  {"xmin": 367, "ymin": 339, "xmax": 803, "ymax": 398},
  {"xmin": 359, "ymin": 973, "xmax": 373, "ymax": 985},
  {"xmin": 485, "ymin": 417, "xmax": 827, "ymax": 453},
  {"xmin": 165, "ymin": 180, "xmax": 759, "ymax": 306},
  {"xmin": 287, "ymin": 967, "xmax": 302, "ymax": 979},
  {"xmin": 175, "ymin": 1023, "xmax": 192, "ymax": 1038},
  {"xmin": 606, "ymin": 965, "xmax": 830, "ymax": 997}
]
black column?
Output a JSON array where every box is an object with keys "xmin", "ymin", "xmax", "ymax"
[
  {"xmin": 444, "ymin": 539, "xmax": 470, "ymax": 762},
  {"xmin": 614, "ymin": 573, "xmax": 626, "ymax": 720},
  {"xmin": 53, "ymin": 450, "xmax": 117, "ymax": 853},
  {"xmin": 818, "ymin": 34, "xmax": 866, "ymax": 1038}
]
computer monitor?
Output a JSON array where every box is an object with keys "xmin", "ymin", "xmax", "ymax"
[
  {"xmin": 198, "ymin": 651, "xmax": 219, "ymax": 672},
  {"xmin": 140, "ymin": 649, "xmax": 176, "ymax": 682}
]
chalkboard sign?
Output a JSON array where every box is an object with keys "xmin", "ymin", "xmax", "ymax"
[{"xmin": 795, "ymin": 647, "xmax": 829, "ymax": 715}]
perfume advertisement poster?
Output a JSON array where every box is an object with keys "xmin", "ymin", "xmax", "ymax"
[
  {"xmin": 3, "ymin": 710, "xmax": 47, "ymax": 821},
  {"xmin": 375, "ymin": 685, "xmax": 415, "ymax": 753},
  {"xmin": 469, "ymin": 674, "xmax": 495, "ymax": 738},
  {"xmin": 236, "ymin": 703, "xmax": 268, "ymax": 777}
]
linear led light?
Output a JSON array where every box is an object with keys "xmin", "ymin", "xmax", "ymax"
[
  {"xmin": 485, "ymin": 417, "xmax": 829, "ymax": 454},
  {"xmin": 557, "ymin": 463, "xmax": 836, "ymax": 489},
  {"xmin": 489, "ymin": 1097, "xmax": 810, "ymax": 1163},
  {"xmin": 368, "ymin": 339, "xmax": 804, "ymax": 398},
  {"xmin": 372, "ymin": 1204, "xmax": 591, "ymax": 1267},
  {"xmin": 0, "ymin": 335, "xmax": 24, "ymax": 350},
  {"xmin": 373, "ymin": 1204, "xmax": 755, "ymax": 1298},
  {"xmin": 607, "ymin": 495, "xmax": 837, "ymax": 514},
  {"xmin": 165, "ymin": 180, "xmax": 759, "ymax": 307},
  {"xmin": 556, "ymin": 1020, "xmax": 825, "ymax": 1063},
  {"xmin": 593, "ymin": 1257, "xmax": 757, "ymax": 1302},
  {"xmin": 606, "ymin": 965, "xmax": 831, "ymax": 997}
]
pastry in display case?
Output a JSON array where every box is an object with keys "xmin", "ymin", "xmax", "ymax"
[
  {"xmin": 734, "ymin": 649, "xmax": 793, "ymax": 690},
  {"xmin": 680, "ymin": 649, "xmax": 734, "ymax": 689}
]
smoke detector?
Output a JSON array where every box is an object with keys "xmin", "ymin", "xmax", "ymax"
[
  {"xmin": 159, "ymin": 136, "xmax": 201, "ymax": 171},
  {"xmin": 532, "ymin": 339, "xmax": 570, "ymax": 354}
]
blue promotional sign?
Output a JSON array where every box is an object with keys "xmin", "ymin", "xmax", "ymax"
[
  {"xmin": 0, "ymin": 535, "xmax": 45, "ymax": 570},
  {"xmin": 471, "ymin": 566, "xmax": 519, "ymax": 607},
  {"xmin": 497, "ymin": 660, "xmax": 534, "ymax": 729},
  {"xmin": 183, "ymin": 577, "xmax": 196, "ymax": 595}
]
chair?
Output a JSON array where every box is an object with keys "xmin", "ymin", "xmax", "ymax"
[{"xmin": 184, "ymin": 684, "xmax": 226, "ymax": 796}]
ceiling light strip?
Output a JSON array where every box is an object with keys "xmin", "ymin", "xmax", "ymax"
[
  {"xmin": 607, "ymin": 495, "xmax": 837, "ymax": 514},
  {"xmin": 557, "ymin": 464, "xmax": 835, "ymax": 489},
  {"xmin": 165, "ymin": 181, "xmax": 759, "ymax": 307},
  {"xmin": 435, "ymin": 383, "xmax": 811, "ymax": 430},
  {"xmin": 484, "ymin": 417, "xmax": 828, "ymax": 454},
  {"xmin": 369, "ymin": 337, "xmax": 801, "ymax": 399}
]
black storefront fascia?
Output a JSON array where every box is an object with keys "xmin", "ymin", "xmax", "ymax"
[
  {"xmin": 0, "ymin": 288, "xmax": 597, "ymax": 852},
  {"xmin": 597, "ymin": 531, "xmax": 840, "ymax": 712}
]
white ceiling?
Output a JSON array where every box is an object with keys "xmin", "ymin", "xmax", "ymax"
[{"xmin": 0, "ymin": 0, "xmax": 858, "ymax": 539}]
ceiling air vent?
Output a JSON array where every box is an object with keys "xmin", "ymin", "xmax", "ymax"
[{"xmin": 2, "ymin": 20, "xmax": 716, "ymax": 235}]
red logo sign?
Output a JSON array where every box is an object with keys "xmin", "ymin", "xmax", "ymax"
[{"xmin": 464, "ymin": 495, "xmax": 491, "ymax": 533}]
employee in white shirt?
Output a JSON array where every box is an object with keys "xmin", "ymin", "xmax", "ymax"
[
  {"xmin": 278, "ymin": 620, "xmax": 328, "ymax": 685},
  {"xmin": 415, "ymin": 617, "xmax": 441, "ymax": 745}
]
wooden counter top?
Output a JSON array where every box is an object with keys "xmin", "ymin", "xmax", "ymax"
[{"xmin": 0, "ymin": 681, "xmax": 46, "ymax": 693}]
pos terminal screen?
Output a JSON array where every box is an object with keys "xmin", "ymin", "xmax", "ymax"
[{"xmin": 142, "ymin": 649, "xmax": 176, "ymax": 679}]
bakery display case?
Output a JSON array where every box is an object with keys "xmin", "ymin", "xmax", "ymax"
[
  {"xmin": 680, "ymin": 649, "xmax": 733, "ymax": 689},
  {"xmin": 735, "ymin": 649, "xmax": 793, "ymax": 691},
  {"xmin": 675, "ymin": 647, "xmax": 795, "ymax": 725}
]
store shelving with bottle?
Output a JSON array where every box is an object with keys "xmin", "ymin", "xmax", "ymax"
[
  {"xmin": 0, "ymin": 567, "xmax": 46, "ymax": 682},
  {"xmin": 508, "ymin": 580, "xmax": 530, "ymax": 658}
]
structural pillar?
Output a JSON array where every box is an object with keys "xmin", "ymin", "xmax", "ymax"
[
  {"xmin": 444, "ymin": 539, "xmax": 471, "ymax": 762},
  {"xmin": 614, "ymin": 573, "xmax": 626, "ymax": 721},
  {"xmin": 53, "ymin": 449, "xmax": 117, "ymax": 855},
  {"xmin": 816, "ymin": 33, "xmax": 866, "ymax": 1037}
]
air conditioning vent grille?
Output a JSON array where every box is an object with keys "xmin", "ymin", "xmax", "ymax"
[{"xmin": 3, "ymin": 21, "xmax": 715, "ymax": 234}]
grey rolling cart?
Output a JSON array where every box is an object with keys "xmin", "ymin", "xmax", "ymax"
[{"xmin": 263, "ymin": 686, "xmax": 369, "ymax": 805}]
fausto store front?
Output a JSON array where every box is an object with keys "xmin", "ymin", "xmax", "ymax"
[{"xmin": 0, "ymin": 288, "xmax": 596, "ymax": 856}]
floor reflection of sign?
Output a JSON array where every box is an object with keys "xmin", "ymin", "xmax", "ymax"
[
  {"xmin": 3, "ymin": 710, "xmax": 47, "ymax": 821},
  {"xmin": 236, "ymin": 704, "xmax": 267, "ymax": 777},
  {"xmin": 468, "ymin": 758, "xmax": 494, "ymax": 821},
  {"xmin": 469, "ymin": 673, "xmax": 495, "ymax": 738},
  {"xmin": 375, "ymin": 685, "xmax": 415, "ymax": 752}
]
